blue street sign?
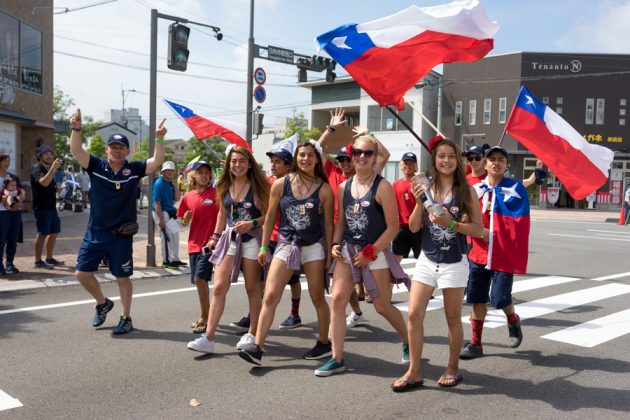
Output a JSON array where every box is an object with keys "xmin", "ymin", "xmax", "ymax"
[
  {"xmin": 254, "ymin": 67, "xmax": 266, "ymax": 85},
  {"xmin": 253, "ymin": 85, "xmax": 266, "ymax": 103}
]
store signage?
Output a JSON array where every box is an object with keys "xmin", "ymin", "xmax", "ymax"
[{"xmin": 531, "ymin": 59, "xmax": 582, "ymax": 73}]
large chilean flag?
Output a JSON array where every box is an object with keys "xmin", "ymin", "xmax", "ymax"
[
  {"xmin": 315, "ymin": 0, "xmax": 499, "ymax": 109},
  {"xmin": 506, "ymin": 86, "xmax": 614, "ymax": 200}
]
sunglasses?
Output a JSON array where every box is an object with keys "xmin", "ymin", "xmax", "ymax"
[
  {"xmin": 337, "ymin": 157, "xmax": 351, "ymax": 163},
  {"xmin": 351, "ymin": 148, "xmax": 375, "ymax": 158},
  {"xmin": 467, "ymin": 155, "xmax": 483, "ymax": 162}
]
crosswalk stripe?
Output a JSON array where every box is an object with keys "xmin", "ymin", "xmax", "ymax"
[
  {"xmin": 541, "ymin": 308, "xmax": 630, "ymax": 348},
  {"xmin": 548, "ymin": 233, "xmax": 630, "ymax": 242},
  {"xmin": 591, "ymin": 272, "xmax": 630, "ymax": 281},
  {"xmin": 0, "ymin": 390, "xmax": 23, "ymax": 411},
  {"xmin": 464, "ymin": 283, "xmax": 630, "ymax": 328}
]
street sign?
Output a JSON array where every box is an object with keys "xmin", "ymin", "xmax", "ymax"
[
  {"xmin": 267, "ymin": 45, "xmax": 294, "ymax": 64},
  {"xmin": 254, "ymin": 67, "xmax": 266, "ymax": 85},
  {"xmin": 253, "ymin": 85, "xmax": 266, "ymax": 104}
]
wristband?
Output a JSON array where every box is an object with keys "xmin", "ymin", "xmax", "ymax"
[
  {"xmin": 181, "ymin": 219, "xmax": 189, "ymax": 226},
  {"xmin": 447, "ymin": 219, "xmax": 456, "ymax": 231},
  {"xmin": 361, "ymin": 244, "xmax": 377, "ymax": 261},
  {"xmin": 259, "ymin": 246, "xmax": 269, "ymax": 252},
  {"xmin": 156, "ymin": 137, "xmax": 164, "ymax": 143},
  {"xmin": 332, "ymin": 242, "xmax": 340, "ymax": 247},
  {"xmin": 72, "ymin": 127, "xmax": 82, "ymax": 132},
  {"xmin": 212, "ymin": 232, "xmax": 221, "ymax": 239},
  {"xmin": 325, "ymin": 125, "xmax": 336, "ymax": 133}
]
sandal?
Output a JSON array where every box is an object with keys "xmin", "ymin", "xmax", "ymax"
[
  {"xmin": 437, "ymin": 372, "xmax": 463, "ymax": 388},
  {"xmin": 192, "ymin": 320, "xmax": 207, "ymax": 334},
  {"xmin": 391, "ymin": 376, "xmax": 424, "ymax": 393}
]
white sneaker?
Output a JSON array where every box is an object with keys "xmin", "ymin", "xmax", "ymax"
[
  {"xmin": 346, "ymin": 312, "xmax": 365, "ymax": 328},
  {"xmin": 236, "ymin": 333, "xmax": 256, "ymax": 351},
  {"xmin": 187, "ymin": 336, "xmax": 215, "ymax": 353}
]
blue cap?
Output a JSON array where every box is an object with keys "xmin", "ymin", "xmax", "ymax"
[
  {"xmin": 266, "ymin": 149, "xmax": 293, "ymax": 164},
  {"xmin": 336, "ymin": 146, "xmax": 350, "ymax": 159},
  {"xmin": 465, "ymin": 145, "xmax": 484, "ymax": 156},
  {"xmin": 401, "ymin": 152, "xmax": 417, "ymax": 162},
  {"xmin": 107, "ymin": 133, "xmax": 130, "ymax": 148},
  {"xmin": 192, "ymin": 161, "xmax": 211, "ymax": 171},
  {"xmin": 485, "ymin": 146, "xmax": 508, "ymax": 158},
  {"xmin": 36, "ymin": 144, "xmax": 54, "ymax": 157}
]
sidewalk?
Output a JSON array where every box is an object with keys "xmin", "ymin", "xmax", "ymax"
[{"xmin": 0, "ymin": 206, "xmax": 621, "ymax": 293}]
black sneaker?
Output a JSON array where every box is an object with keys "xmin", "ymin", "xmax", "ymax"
[
  {"xmin": 5, "ymin": 263, "xmax": 19, "ymax": 274},
  {"xmin": 113, "ymin": 316, "xmax": 133, "ymax": 335},
  {"xmin": 92, "ymin": 298, "xmax": 114, "ymax": 327},
  {"xmin": 508, "ymin": 314, "xmax": 523, "ymax": 348},
  {"xmin": 279, "ymin": 315, "xmax": 302, "ymax": 330},
  {"xmin": 230, "ymin": 316, "xmax": 250, "ymax": 333},
  {"xmin": 34, "ymin": 260, "xmax": 54, "ymax": 269},
  {"xmin": 303, "ymin": 340, "xmax": 332, "ymax": 360},
  {"xmin": 239, "ymin": 345, "xmax": 263, "ymax": 366},
  {"xmin": 45, "ymin": 258, "xmax": 65, "ymax": 266},
  {"xmin": 172, "ymin": 260, "xmax": 188, "ymax": 266},
  {"xmin": 459, "ymin": 342, "xmax": 483, "ymax": 359}
]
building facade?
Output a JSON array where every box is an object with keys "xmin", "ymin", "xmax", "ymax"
[
  {"xmin": 104, "ymin": 107, "xmax": 148, "ymax": 151},
  {"xmin": 442, "ymin": 52, "xmax": 630, "ymax": 208}
]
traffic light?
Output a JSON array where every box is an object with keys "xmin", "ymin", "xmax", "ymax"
[
  {"xmin": 296, "ymin": 56, "xmax": 336, "ymax": 83},
  {"xmin": 168, "ymin": 23, "xmax": 190, "ymax": 71}
]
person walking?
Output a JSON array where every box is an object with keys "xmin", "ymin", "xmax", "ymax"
[
  {"xmin": 152, "ymin": 161, "xmax": 184, "ymax": 268},
  {"xmin": 392, "ymin": 152, "xmax": 422, "ymax": 262},
  {"xmin": 76, "ymin": 167, "xmax": 91, "ymax": 208},
  {"xmin": 69, "ymin": 109, "xmax": 165, "ymax": 335},
  {"xmin": 0, "ymin": 154, "xmax": 25, "ymax": 274}
]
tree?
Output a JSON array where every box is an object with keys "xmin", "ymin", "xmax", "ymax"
[
  {"xmin": 87, "ymin": 134, "xmax": 106, "ymax": 159},
  {"xmin": 184, "ymin": 136, "xmax": 227, "ymax": 170},
  {"xmin": 283, "ymin": 112, "xmax": 321, "ymax": 142},
  {"xmin": 131, "ymin": 137, "xmax": 175, "ymax": 164}
]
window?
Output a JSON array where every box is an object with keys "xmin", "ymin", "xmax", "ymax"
[
  {"xmin": 621, "ymin": 99, "xmax": 627, "ymax": 106},
  {"xmin": 585, "ymin": 98, "xmax": 594, "ymax": 125},
  {"xmin": 483, "ymin": 99, "xmax": 491, "ymax": 124},
  {"xmin": 469, "ymin": 100, "xmax": 477, "ymax": 125},
  {"xmin": 621, "ymin": 109, "xmax": 626, "ymax": 116},
  {"xmin": 20, "ymin": 23, "xmax": 43, "ymax": 94},
  {"xmin": 596, "ymin": 98, "xmax": 605, "ymax": 125},
  {"xmin": 0, "ymin": 11, "xmax": 20, "ymax": 87},
  {"xmin": 621, "ymin": 119, "xmax": 626, "ymax": 126},
  {"xmin": 557, "ymin": 97, "xmax": 563, "ymax": 105},
  {"xmin": 366, "ymin": 103, "xmax": 413, "ymax": 132},
  {"xmin": 542, "ymin": 97, "xmax": 549, "ymax": 104},
  {"xmin": 556, "ymin": 107, "xmax": 563, "ymax": 115},
  {"xmin": 498, "ymin": 97, "xmax": 507, "ymax": 123},
  {"xmin": 454, "ymin": 101, "xmax": 462, "ymax": 126}
]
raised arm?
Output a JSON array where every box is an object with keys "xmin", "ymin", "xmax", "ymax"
[
  {"xmin": 69, "ymin": 109, "xmax": 90, "ymax": 169},
  {"xmin": 353, "ymin": 126, "xmax": 390, "ymax": 173},
  {"xmin": 318, "ymin": 108, "xmax": 346, "ymax": 165},
  {"xmin": 145, "ymin": 118, "xmax": 167, "ymax": 175}
]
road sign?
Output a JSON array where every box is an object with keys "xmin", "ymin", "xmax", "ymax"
[
  {"xmin": 254, "ymin": 67, "xmax": 266, "ymax": 85},
  {"xmin": 253, "ymin": 85, "xmax": 266, "ymax": 104},
  {"xmin": 267, "ymin": 45, "xmax": 294, "ymax": 64}
]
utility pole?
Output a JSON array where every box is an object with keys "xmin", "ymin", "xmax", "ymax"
[{"xmin": 245, "ymin": 0, "xmax": 255, "ymax": 146}]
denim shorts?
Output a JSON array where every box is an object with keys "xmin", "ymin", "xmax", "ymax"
[
  {"xmin": 465, "ymin": 259, "xmax": 514, "ymax": 309},
  {"xmin": 189, "ymin": 252, "xmax": 213, "ymax": 284}
]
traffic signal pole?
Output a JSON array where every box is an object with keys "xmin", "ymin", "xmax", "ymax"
[{"xmin": 245, "ymin": 0, "xmax": 255, "ymax": 146}]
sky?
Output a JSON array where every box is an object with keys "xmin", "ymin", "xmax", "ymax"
[{"xmin": 52, "ymin": 0, "xmax": 630, "ymax": 140}]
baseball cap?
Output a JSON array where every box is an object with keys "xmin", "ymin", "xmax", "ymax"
[
  {"xmin": 401, "ymin": 152, "xmax": 417, "ymax": 163},
  {"xmin": 161, "ymin": 161, "xmax": 176, "ymax": 172},
  {"xmin": 464, "ymin": 145, "xmax": 484, "ymax": 156},
  {"xmin": 36, "ymin": 144, "xmax": 54, "ymax": 157},
  {"xmin": 336, "ymin": 146, "xmax": 350, "ymax": 160},
  {"xmin": 192, "ymin": 161, "xmax": 211, "ymax": 171},
  {"xmin": 107, "ymin": 133, "xmax": 130, "ymax": 148},
  {"xmin": 485, "ymin": 146, "xmax": 509, "ymax": 158},
  {"xmin": 266, "ymin": 149, "xmax": 293, "ymax": 164}
]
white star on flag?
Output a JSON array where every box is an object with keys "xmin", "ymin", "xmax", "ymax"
[
  {"xmin": 498, "ymin": 183, "xmax": 521, "ymax": 202},
  {"xmin": 332, "ymin": 36, "xmax": 352, "ymax": 49},
  {"xmin": 525, "ymin": 95, "xmax": 535, "ymax": 107}
]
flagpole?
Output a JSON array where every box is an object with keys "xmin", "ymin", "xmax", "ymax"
[
  {"xmin": 405, "ymin": 100, "xmax": 445, "ymax": 138},
  {"xmin": 497, "ymin": 127, "xmax": 508, "ymax": 147},
  {"xmin": 385, "ymin": 106, "xmax": 430, "ymax": 152}
]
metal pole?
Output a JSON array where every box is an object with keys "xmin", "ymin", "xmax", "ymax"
[
  {"xmin": 146, "ymin": 9, "xmax": 157, "ymax": 267},
  {"xmin": 121, "ymin": 85, "xmax": 125, "ymax": 126},
  {"xmin": 386, "ymin": 106, "xmax": 430, "ymax": 152},
  {"xmin": 245, "ymin": 0, "xmax": 255, "ymax": 146}
]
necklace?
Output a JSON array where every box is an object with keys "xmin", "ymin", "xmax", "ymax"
[
  {"xmin": 295, "ymin": 173, "xmax": 316, "ymax": 199},
  {"xmin": 353, "ymin": 171, "xmax": 375, "ymax": 199},
  {"xmin": 435, "ymin": 185, "xmax": 453, "ymax": 204}
]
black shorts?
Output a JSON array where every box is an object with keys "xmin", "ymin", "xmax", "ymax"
[
  {"xmin": 392, "ymin": 226, "xmax": 422, "ymax": 258},
  {"xmin": 189, "ymin": 252, "xmax": 214, "ymax": 284}
]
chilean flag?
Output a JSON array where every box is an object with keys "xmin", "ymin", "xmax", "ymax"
[
  {"xmin": 506, "ymin": 86, "xmax": 614, "ymax": 200},
  {"xmin": 164, "ymin": 99, "xmax": 251, "ymax": 152},
  {"xmin": 470, "ymin": 178, "xmax": 530, "ymax": 274},
  {"xmin": 315, "ymin": 0, "xmax": 498, "ymax": 109}
]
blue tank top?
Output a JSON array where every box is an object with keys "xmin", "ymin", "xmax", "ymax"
[
  {"xmin": 224, "ymin": 186, "xmax": 262, "ymax": 242},
  {"xmin": 278, "ymin": 175, "xmax": 324, "ymax": 246},
  {"xmin": 420, "ymin": 193, "xmax": 467, "ymax": 263},
  {"xmin": 342, "ymin": 174, "xmax": 386, "ymax": 246}
]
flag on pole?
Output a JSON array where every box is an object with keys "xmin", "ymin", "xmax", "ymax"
[
  {"xmin": 505, "ymin": 86, "xmax": 615, "ymax": 200},
  {"xmin": 183, "ymin": 155, "xmax": 201, "ymax": 173},
  {"xmin": 315, "ymin": 0, "xmax": 498, "ymax": 109},
  {"xmin": 164, "ymin": 99, "xmax": 251, "ymax": 152}
]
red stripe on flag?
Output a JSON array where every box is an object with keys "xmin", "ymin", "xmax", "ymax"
[{"xmin": 184, "ymin": 116, "xmax": 251, "ymax": 152}]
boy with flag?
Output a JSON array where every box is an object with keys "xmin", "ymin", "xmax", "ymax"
[{"xmin": 460, "ymin": 146, "xmax": 530, "ymax": 359}]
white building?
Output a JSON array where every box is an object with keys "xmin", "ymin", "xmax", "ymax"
[
  {"xmin": 104, "ymin": 107, "xmax": 149, "ymax": 146},
  {"xmin": 93, "ymin": 122, "xmax": 138, "ymax": 152}
]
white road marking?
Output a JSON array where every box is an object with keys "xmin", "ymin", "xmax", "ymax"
[
  {"xmin": 542, "ymin": 308, "xmax": 630, "ymax": 348},
  {"xmin": 0, "ymin": 389, "xmax": 22, "ymax": 411},
  {"xmin": 547, "ymin": 233, "xmax": 630, "ymax": 242},
  {"xmin": 591, "ymin": 272, "xmax": 630, "ymax": 281},
  {"xmin": 587, "ymin": 229, "xmax": 628, "ymax": 235}
]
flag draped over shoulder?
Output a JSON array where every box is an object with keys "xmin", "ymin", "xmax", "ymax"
[
  {"xmin": 315, "ymin": 0, "xmax": 498, "ymax": 109},
  {"xmin": 506, "ymin": 86, "xmax": 614, "ymax": 200},
  {"xmin": 164, "ymin": 99, "xmax": 251, "ymax": 152}
]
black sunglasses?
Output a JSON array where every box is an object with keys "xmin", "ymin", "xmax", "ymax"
[
  {"xmin": 337, "ymin": 157, "xmax": 351, "ymax": 163},
  {"xmin": 351, "ymin": 148, "xmax": 375, "ymax": 158},
  {"xmin": 467, "ymin": 155, "xmax": 483, "ymax": 162}
]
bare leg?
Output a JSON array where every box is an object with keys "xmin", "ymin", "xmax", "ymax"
[
  {"xmin": 241, "ymin": 258, "xmax": 263, "ymax": 337},
  {"xmin": 442, "ymin": 287, "xmax": 466, "ymax": 376},
  {"xmin": 45, "ymin": 233, "xmax": 58, "ymax": 260},
  {"xmin": 471, "ymin": 303, "xmax": 488, "ymax": 321},
  {"xmin": 195, "ymin": 278, "xmax": 210, "ymax": 321},
  {"xmin": 349, "ymin": 289, "xmax": 362, "ymax": 314},
  {"xmin": 205, "ymin": 255, "xmax": 234, "ymax": 341},
  {"xmin": 117, "ymin": 277, "xmax": 133, "ymax": 317},
  {"xmin": 255, "ymin": 258, "xmax": 294, "ymax": 347},
  {"xmin": 370, "ymin": 269, "xmax": 407, "ymax": 341},
  {"xmin": 76, "ymin": 270, "xmax": 105, "ymax": 304},
  {"xmin": 330, "ymin": 261, "xmax": 355, "ymax": 362},
  {"xmin": 290, "ymin": 281, "xmax": 301, "ymax": 299},
  {"xmin": 303, "ymin": 259, "xmax": 330, "ymax": 343},
  {"xmin": 34, "ymin": 234, "xmax": 46, "ymax": 261}
]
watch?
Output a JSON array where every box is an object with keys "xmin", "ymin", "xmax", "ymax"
[{"xmin": 252, "ymin": 219, "xmax": 259, "ymax": 228}]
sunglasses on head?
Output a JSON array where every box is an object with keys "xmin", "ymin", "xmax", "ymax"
[
  {"xmin": 337, "ymin": 157, "xmax": 351, "ymax": 163},
  {"xmin": 467, "ymin": 155, "xmax": 483, "ymax": 162},
  {"xmin": 351, "ymin": 148, "xmax": 375, "ymax": 158}
]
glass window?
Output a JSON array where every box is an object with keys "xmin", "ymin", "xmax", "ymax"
[
  {"xmin": 621, "ymin": 99, "xmax": 627, "ymax": 106},
  {"xmin": 20, "ymin": 23, "xmax": 43, "ymax": 94},
  {"xmin": 557, "ymin": 97, "xmax": 563, "ymax": 105},
  {"xmin": 0, "ymin": 11, "xmax": 20, "ymax": 87},
  {"xmin": 621, "ymin": 109, "xmax": 626, "ymax": 116},
  {"xmin": 454, "ymin": 101, "xmax": 462, "ymax": 126},
  {"xmin": 469, "ymin": 100, "xmax": 476, "ymax": 125},
  {"xmin": 621, "ymin": 119, "xmax": 626, "ymax": 126},
  {"xmin": 498, "ymin": 97, "xmax": 507, "ymax": 123},
  {"xmin": 367, "ymin": 103, "xmax": 413, "ymax": 132},
  {"xmin": 381, "ymin": 111, "xmax": 395, "ymax": 131},
  {"xmin": 542, "ymin": 97, "xmax": 549, "ymax": 104},
  {"xmin": 367, "ymin": 105, "xmax": 380, "ymax": 131},
  {"xmin": 483, "ymin": 99, "xmax": 491, "ymax": 124},
  {"xmin": 596, "ymin": 98, "xmax": 605, "ymax": 125},
  {"xmin": 556, "ymin": 107, "xmax": 563, "ymax": 115},
  {"xmin": 397, "ymin": 105, "xmax": 412, "ymax": 130},
  {"xmin": 585, "ymin": 98, "xmax": 594, "ymax": 125}
]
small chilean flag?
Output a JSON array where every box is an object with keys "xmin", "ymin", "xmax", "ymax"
[
  {"xmin": 164, "ymin": 100, "xmax": 251, "ymax": 152},
  {"xmin": 506, "ymin": 86, "xmax": 614, "ymax": 200},
  {"xmin": 316, "ymin": 0, "xmax": 498, "ymax": 109}
]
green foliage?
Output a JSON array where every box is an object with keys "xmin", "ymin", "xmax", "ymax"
[
  {"xmin": 283, "ymin": 112, "xmax": 321, "ymax": 142},
  {"xmin": 184, "ymin": 136, "xmax": 227, "ymax": 170},
  {"xmin": 131, "ymin": 137, "xmax": 175, "ymax": 164},
  {"xmin": 87, "ymin": 134, "xmax": 106, "ymax": 159},
  {"xmin": 53, "ymin": 86, "xmax": 75, "ymax": 120}
]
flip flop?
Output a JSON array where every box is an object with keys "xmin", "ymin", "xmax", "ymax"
[
  {"xmin": 437, "ymin": 372, "xmax": 463, "ymax": 388},
  {"xmin": 192, "ymin": 321, "xmax": 207, "ymax": 334},
  {"xmin": 391, "ymin": 376, "xmax": 424, "ymax": 393}
]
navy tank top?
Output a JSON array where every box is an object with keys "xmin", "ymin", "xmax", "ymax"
[
  {"xmin": 342, "ymin": 174, "xmax": 386, "ymax": 246},
  {"xmin": 278, "ymin": 175, "xmax": 324, "ymax": 246},
  {"xmin": 224, "ymin": 186, "xmax": 262, "ymax": 242},
  {"xmin": 420, "ymin": 193, "xmax": 467, "ymax": 263}
]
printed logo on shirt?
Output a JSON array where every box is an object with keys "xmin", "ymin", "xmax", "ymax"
[
  {"xmin": 122, "ymin": 168, "xmax": 131, "ymax": 176},
  {"xmin": 305, "ymin": 202, "xmax": 314, "ymax": 209},
  {"xmin": 121, "ymin": 259, "xmax": 132, "ymax": 273},
  {"xmin": 202, "ymin": 198, "xmax": 214, "ymax": 206},
  {"xmin": 243, "ymin": 202, "xmax": 252, "ymax": 208},
  {"xmin": 404, "ymin": 193, "xmax": 409, "ymax": 200},
  {"xmin": 360, "ymin": 200, "xmax": 370, "ymax": 207},
  {"xmin": 450, "ymin": 206, "xmax": 460, "ymax": 215}
]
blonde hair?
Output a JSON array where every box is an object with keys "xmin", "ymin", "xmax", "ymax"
[
  {"xmin": 352, "ymin": 135, "xmax": 379, "ymax": 166},
  {"xmin": 187, "ymin": 167, "xmax": 213, "ymax": 190}
]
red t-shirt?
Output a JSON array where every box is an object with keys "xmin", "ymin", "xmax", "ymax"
[
  {"xmin": 467, "ymin": 192, "xmax": 492, "ymax": 265},
  {"xmin": 466, "ymin": 172, "xmax": 487, "ymax": 186},
  {"xmin": 392, "ymin": 178, "xmax": 416, "ymax": 228},
  {"xmin": 268, "ymin": 175, "xmax": 281, "ymax": 242},
  {"xmin": 325, "ymin": 160, "xmax": 349, "ymax": 223},
  {"xmin": 177, "ymin": 187, "xmax": 219, "ymax": 254}
]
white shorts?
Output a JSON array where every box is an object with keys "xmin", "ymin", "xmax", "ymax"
[
  {"xmin": 411, "ymin": 252, "xmax": 469, "ymax": 289},
  {"xmin": 227, "ymin": 239, "xmax": 259, "ymax": 260},
  {"xmin": 274, "ymin": 242, "xmax": 325, "ymax": 265},
  {"xmin": 341, "ymin": 246, "xmax": 389, "ymax": 270}
]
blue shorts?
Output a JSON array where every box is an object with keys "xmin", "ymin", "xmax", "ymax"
[
  {"xmin": 76, "ymin": 228, "xmax": 134, "ymax": 278},
  {"xmin": 465, "ymin": 259, "xmax": 514, "ymax": 309},
  {"xmin": 189, "ymin": 252, "xmax": 213, "ymax": 284},
  {"xmin": 34, "ymin": 209, "xmax": 61, "ymax": 235},
  {"xmin": 269, "ymin": 240, "xmax": 301, "ymax": 285}
]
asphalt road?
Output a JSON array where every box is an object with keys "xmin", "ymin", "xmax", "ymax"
[{"xmin": 1, "ymin": 217, "xmax": 630, "ymax": 419}]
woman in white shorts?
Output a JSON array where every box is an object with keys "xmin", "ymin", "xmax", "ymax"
[
  {"xmin": 392, "ymin": 137, "xmax": 483, "ymax": 392},
  {"xmin": 187, "ymin": 147, "xmax": 269, "ymax": 354},
  {"xmin": 239, "ymin": 141, "xmax": 334, "ymax": 366}
]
